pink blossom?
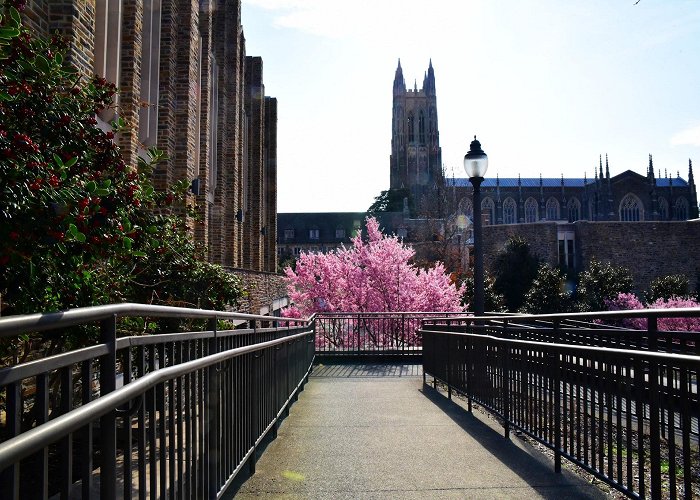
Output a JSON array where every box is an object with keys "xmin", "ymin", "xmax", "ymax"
[{"xmin": 283, "ymin": 217, "xmax": 465, "ymax": 317}]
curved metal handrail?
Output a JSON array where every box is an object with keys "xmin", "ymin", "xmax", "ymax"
[{"xmin": 0, "ymin": 302, "xmax": 311, "ymax": 338}]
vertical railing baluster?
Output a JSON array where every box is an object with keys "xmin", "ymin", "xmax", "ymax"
[
  {"xmin": 59, "ymin": 366, "xmax": 73, "ymax": 499},
  {"xmin": 1, "ymin": 382, "xmax": 21, "ymax": 500},
  {"xmin": 554, "ymin": 349, "xmax": 561, "ymax": 473},
  {"xmin": 81, "ymin": 360, "xmax": 94, "ymax": 499},
  {"xmin": 122, "ymin": 347, "xmax": 133, "ymax": 500},
  {"xmin": 503, "ymin": 344, "xmax": 510, "ymax": 439},
  {"xmin": 100, "ymin": 315, "xmax": 117, "ymax": 500},
  {"xmin": 648, "ymin": 317, "xmax": 662, "ymax": 499},
  {"xmin": 136, "ymin": 346, "xmax": 146, "ymax": 500},
  {"xmin": 32, "ymin": 372, "xmax": 49, "ymax": 499},
  {"xmin": 206, "ymin": 318, "xmax": 219, "ymax": 500}
]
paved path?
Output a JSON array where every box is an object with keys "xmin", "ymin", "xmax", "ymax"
[{"xmin": 234, "ymin": 363, "xmax": 605, "ymax": 499}]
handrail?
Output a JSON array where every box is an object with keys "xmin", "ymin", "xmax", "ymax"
[
  {"xmin": 0, "ymin": 329, "xmax": 311, "ymax": 471},
  {"xmin": 423, "ymin": 306, "xmax": 700, "ymax": 323},
  {"xmin": 0, "ymin": 302, "xmax": 310, "ymax": 338},
  {"xmin": 420, "ymin": 328, "xmax": 700, "ymax": 363}
]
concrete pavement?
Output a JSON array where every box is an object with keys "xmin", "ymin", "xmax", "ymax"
[{"xmin": 233, "ymin": 362, "xmax": 605, "ymax": 499}]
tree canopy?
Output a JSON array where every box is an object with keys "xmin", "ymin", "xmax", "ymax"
[{"xmin": 282, "ymin": 217, "xmax": 464, "ymax": 317}]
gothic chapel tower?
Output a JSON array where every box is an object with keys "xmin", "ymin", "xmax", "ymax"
[{"xmin": 390, "ymin": 59, "xmax": 443, "ymax": 203}]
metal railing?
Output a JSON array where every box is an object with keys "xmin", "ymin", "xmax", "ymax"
[
  {"xmin": 314, "ymin": 311, "xmax": 466, "ymax": 356},
  {"xmin": 421, "ymin": 308, "xmax": 700, "ymax": 499},
  {"xmin": 0, "ymin": 303, "xmax": 315, "ymax": 499}
]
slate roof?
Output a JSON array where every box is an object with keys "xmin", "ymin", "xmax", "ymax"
[
  {"xmin": 447, "ymin": 175, "xmax": 689, "ymax": 189},
  {"xmin": 277, "ymin": 212, "xmax": 367, "ymax": 244}
]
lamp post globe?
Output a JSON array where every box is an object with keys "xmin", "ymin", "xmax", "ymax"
[
  {"xmin": 465, "ymin": 136, "xmax": 488, "ymax": 316},
  {"xmin": 464, "ymin": 136, "xmax": 488, "ymax": 179}
]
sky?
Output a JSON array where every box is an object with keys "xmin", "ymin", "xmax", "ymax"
[{"xmin": 241, "ymin": 0, "xmax": 700, "ymax": 213}]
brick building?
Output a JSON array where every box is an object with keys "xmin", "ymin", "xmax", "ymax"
[{"xmin": 21, "ymin": 0, "xmax": 278, "ymax": 272}]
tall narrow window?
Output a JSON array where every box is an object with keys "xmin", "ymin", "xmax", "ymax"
[
  {"xmin": 407, "ymin": 114, "xmax": 414, "ymax": 143},
  {"xmin": 418, "ymin": 112, "xmax": 425, "ymax": 144},
  {"xmin": 658, "ymin": 197, "xmax": 669, "ymax": 220},
  {"xmin": 524, "ymin": 197, "xmax": 538, "ymax": 223},
  {"xmin": 674, "ymin": 197, "xmax": 689, "ymax": 220},
  {"xmin": 503, "ymin": 198, "xmax": 517, "ymax": 224},
  {"xmin": 95, "ymin": 0, "xmax": 123, "ymax": 122},
  {"xmin": 208, "ymin": 55, "xmax": 219, "ymax": 198},
  {"xmin": 138, "ymin": 0, "xmax": 161, "ymax": 146},
  {"xmin": 193, "ymin": 37, "xmax": 203, "ymax": 193},
  {"xmin": 482, "ymin": 197, "xmax": 495, "ymax": 225},
  {"xmin": 619, "ymin": 193, "xmax": 643, "ymax": 221},
  {"xmin": 567, "ymin": 198, "xmax": 581, "ymax": 222},
  {"xmin": 546, "ymin": 197, "xmax": 560, "ymax": 220}
]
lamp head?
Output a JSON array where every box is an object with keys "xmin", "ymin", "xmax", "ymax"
[{"xmin": 464, "ymin": 135, "xmax": 488, "ymax": 178}]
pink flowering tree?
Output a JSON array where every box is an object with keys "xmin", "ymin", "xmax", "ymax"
[
  {"xmin": 283, "ymin": 217, "xmax": 465, "ymax": 348},
  {"xmin": 604, "ymin": 293, "xmax": 700, "ymax": 332}
]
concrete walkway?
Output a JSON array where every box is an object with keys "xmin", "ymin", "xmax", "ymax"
[{"xmin": 234, "ymin": 363, "xmax": 605, "ymax": 499}]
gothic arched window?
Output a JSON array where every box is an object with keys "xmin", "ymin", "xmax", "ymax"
[
  {"xmin": 458, "ymin": 197, "xmax": 473, "ymax": 218},
  {"xmin": 619, "ymin": 193, "xmax": 643, "ymax": 221},
  {"xmin": 407, "ymin": 114, "xmax": 414, "ymax": 143},
  {"xmin": 674, "ymin": 197, "xmax": 689, "ymax": 220},
  {"xmin": 418, "ymin": 112, "xmax": 425, "ymax": 144},
  {"xmin": 482, "ymin": 197, "xmax": 495, "ymax": 225},
  {"xmin": 503, "ymin": 197, "xmax": 517, "ymax": 224},
  {"xmin": 567, "ymin": 197, "xmax": 581, "ymax": 222},
  {"xmin": 546, "ymin": 197, "xmax": 560, "ymax": 220},
  {"xmin": 524, "ymin": 197, "xmax": 538, "ymax": 223},
  {"xmin": 658, "ymin": 197, "xmax": 669, "ymax": 220}
]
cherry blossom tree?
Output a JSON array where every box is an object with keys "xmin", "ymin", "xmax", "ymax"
[{"xmin": 283, "ymin": 217, "xmax": 465, "ymax": 316}]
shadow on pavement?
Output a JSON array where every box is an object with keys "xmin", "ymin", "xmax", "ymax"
[{"xmin": 419, "ymin": 383, "xmax": 606, "ymax": 500}]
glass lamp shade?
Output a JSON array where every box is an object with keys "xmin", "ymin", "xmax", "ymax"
[{"xmin": 463, "ymin": 136, "xmax": 488, "ymax": 178}]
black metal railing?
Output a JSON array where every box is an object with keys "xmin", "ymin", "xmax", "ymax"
[
  {"xmin": 421, "ymin": 308, "xmax": 700, "ymax": 499},
  {"xmin": 0, "ymin": 303, "xmax": 315, "ymax": 499},
  {"xmin": 314, "ymin": 311, "xmax": 465, "ymax": 356}
]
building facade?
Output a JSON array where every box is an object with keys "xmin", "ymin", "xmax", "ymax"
[
  {"xmin": 448, "ymin": 155, "xmax": 698, "ymax": 226},
  {"xmin": 390, "ymin": 60, "xmax": 443, "ymax": 208},
  {"xmin": 21, "ymin": 0, "xmax": 278, "ymax": 272}
]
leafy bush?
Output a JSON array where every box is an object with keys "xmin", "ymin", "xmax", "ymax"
[
  {"xmin": 645, "ymin": 274, "xmax": 692, "ymax": 303},
  {"xmin": 522, "ymin": 264, "xmax": 573, "ymax": 314},
  {"xmin": 0, "ymin": 5, "xmax": 243, "ymax": 352},
  {"xmin": 575, "ymin": 258, "xmax": 633, "ymax": 312},
  {"xmin": 460, "ymin": 272, "xmax": 506, "ymax": 313},
  {"xmin": 492, "ymin": 237, "xmax": 540, "ymax": 312}
]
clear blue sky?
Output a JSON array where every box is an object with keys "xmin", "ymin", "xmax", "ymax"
[{"xmin": 242, "ymin": 0, "xmax": 700, "ymax": 213}]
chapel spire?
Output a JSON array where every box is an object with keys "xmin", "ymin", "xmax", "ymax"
[{"xmin": 393, "ymin": 58, "xmax": 405, "ymax": 95}]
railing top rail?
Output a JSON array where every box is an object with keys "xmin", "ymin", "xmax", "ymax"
[
  {"xmin": 0, "ymin": 302, "xmax": 310, "ymax": 338},
  {"xmin": 419, "ymin": 327, "xmax": 700, "ymax": 364},
  {"xmin": 0, "ymin": 328, "xmax": 313, "ymax": 470},
  {"xmin": 422, "ymin": 306, "xmax": 700, "ymax": 324},
  {"xmin": 315, "ymin": 311, "xmax": 466, "ymax": 316}
]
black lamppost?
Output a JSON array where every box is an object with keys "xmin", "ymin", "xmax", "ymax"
[{"xmin": 464, "ymin": 136, "xmax": 488, "ymax": 316}]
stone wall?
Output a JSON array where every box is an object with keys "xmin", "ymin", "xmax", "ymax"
[
  {"xmin": 575, "ymin": 221, "xmax": 700, "ymax": 293},
  {"xmin": 229, "ymin": 268, "xmax": 288, "ymax": 315},
  {"xmin": 482, "ymin": 220, "xmax": 700, "ymax": 294}
]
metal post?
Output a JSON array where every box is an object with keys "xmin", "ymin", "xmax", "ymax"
[
  {"xmin": 503, "ymin": 343, "xmax": 510, "ymax": 439},
  {"xmin": 99, "ymin": 315, "xmax": 117, "ymax": 500},
  {"xmin": 647, "ymin": 317, "xmax": 661, "ymax": 499},
  {"xmin": 470, "ymin": 176, "xmax": 484, "ymax": 316},
  {"xmin": 206, "ymin": 318, "xmax": 219, "ymax": 499}
]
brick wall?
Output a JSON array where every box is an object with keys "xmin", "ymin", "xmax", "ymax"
[
  {"xmin": 575, "ymin": 221, "xmax": 700, "ymax": 293},
  {"xmin": 482, "ymin": 221, "xmax": 700, "ymax": 294},
  {"xmin": 229, "ymin": 269, "xmax": 288, "ymax": 315},
  {"xmin": 244, "ymin": 56, "xmax": 264, "ymax": 271},
  {"xmin": 19, "ymin": 0, "xmax": 276, "ymax": 274},
  {"xmin": 264, "ymin": 97, "xmax": 278, "ymax": 272}
]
